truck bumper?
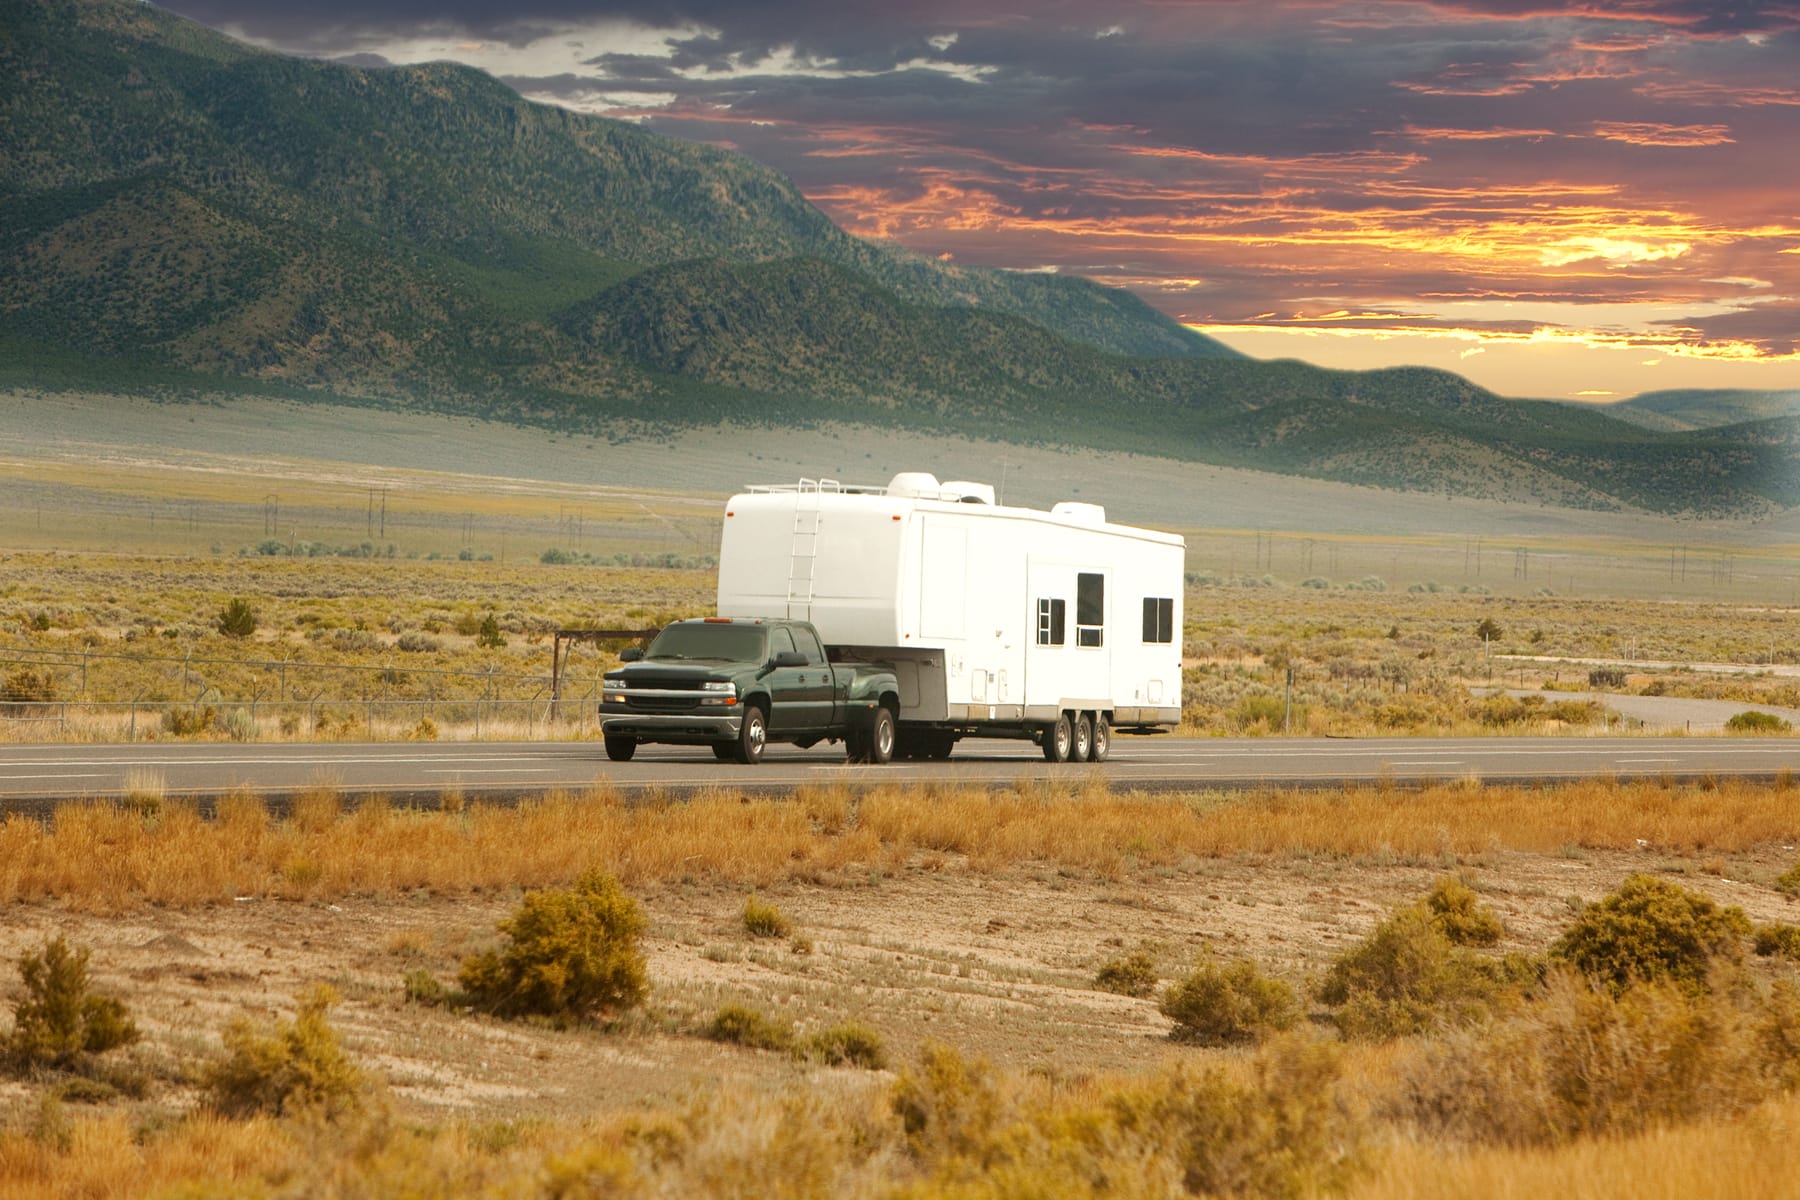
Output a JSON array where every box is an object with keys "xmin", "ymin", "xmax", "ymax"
[{"xmin": 600, "ymin": 712, "xmax": 743, "ymax": 743}]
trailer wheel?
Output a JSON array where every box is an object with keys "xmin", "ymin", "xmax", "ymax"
[
  {"xmin": 865, "ymin": 706, "xmax": 896, "ymax": 765},
  {"xmin": 604, "ymin": 735, "xmax": 637, "ymax": 762},
  {"xmin": 1041, "ymin": 713, "xmax": 1072, "ymax": 762},
  {"xmin": 1088, "ymin": 714, "xmax": 1111, "ymax": 762},
  {"xmin": 734, "ymin": 704, "xmax": 768, "ymax": 765},
  {"xmin": 1071, "ymin": 713, "xmax": 1093, "ymax": 762}
]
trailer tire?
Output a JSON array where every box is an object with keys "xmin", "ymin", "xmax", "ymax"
[
  {"xmin": 866, "ymin": 705, "xmax": 896, "ymax": 765},
  {"xmin": 734, "ymin": 704, "xmax": 768, "ymax": 765},
  {"xmin": 604, "ymin": 735, "xmax": 637, "ymax": 762},
  {"xmin": 1088, "ymin": 714, "xmax": 1111, "ymax": 762},
  {"xmin": 1041, "ymin": 713, "xmax": 1072, "ymax": 762},
  {"xmin": 1071, "ymin": 713, "xmax": 1093, "ymax": 762}
]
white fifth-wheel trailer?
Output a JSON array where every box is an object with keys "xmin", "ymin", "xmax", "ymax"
[{"xmin": 716, "ymin": 472, "xmax": 1184, "ymax": 761}]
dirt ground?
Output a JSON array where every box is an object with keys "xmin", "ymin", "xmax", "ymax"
[{"xmin": 4, "ymin": 844, "xmax": 1799, "ymax": 1127}]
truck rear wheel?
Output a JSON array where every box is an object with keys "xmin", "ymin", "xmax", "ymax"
[
  {"xmin": 712, "ymin": 743, "xmax": 736, "ymax": 761},
  {"xmin": 1071, "ymin": 713, "xmax": 1093, "ymax": 762},
  {"xmin": 866, "ymin": 705, "xmax": 896, "ymax": 765},
  {"xmin": 604, "ymin": 735, "xmax": 636, "ymax": 762},
  {"xmin": 734, "ymin": 705, "xmax": 768, "ymax": 765},
  {"xmin": 1041, "ymin": 713, "xmax": 1072, "ymax": 762},
  {"xmin": 926, "ymin": 730, "xmax": 955, "ymax": 760},
  {"xmin": 1088, "ymin": 714, "xmax": 1111, "ymax": 762}
]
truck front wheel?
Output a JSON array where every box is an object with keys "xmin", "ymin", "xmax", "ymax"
[
  {"xmin": 604, "ymin": 735, "xmax": 637, "ymax": 762},
  {"xmin": 1041, "ymin": 713, "xmax": 1072, "ymax": 763},
  {"xmin": 734, "ymin": 705, "xmax": 768, "ymax": 765}
]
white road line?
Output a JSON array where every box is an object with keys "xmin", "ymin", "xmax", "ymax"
[
  {"xmin": 1615, "ymin": 758, "xmax": 1681, "ymax": 764},
  {"xmin": 0, "ymin": 773, "xmax": 109, "ymax": 781},
  {"xmin": 420, "ymin": 768, "xmax": 558, "ymax": 776},
  {"xmin": 1386, "ymin": 761, "xmax": 1464, "ymax": 767}
]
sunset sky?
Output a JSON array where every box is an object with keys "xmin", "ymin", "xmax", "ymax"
[{"xmin": 164, "ymin": 0, "xmax": 1800, "ymax": 401}]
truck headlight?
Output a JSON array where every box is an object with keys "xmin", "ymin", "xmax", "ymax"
[{"xmin": 700, "ymin": 680, "xmax": 735, "ymax": 693}]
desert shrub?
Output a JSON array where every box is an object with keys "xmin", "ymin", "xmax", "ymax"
[
  {"xmin": 459, "ymin": 869, "xmax": 648, "ymax": 1022},
  {"xmin": 703, "ymin": 1005, "xmax": 795, "ymax": 1052},
  {"xmin": 204, "ymin": 985, "xmax": 364, "ymax": 1121},
  {"xmin": 407, "ymin": 717, "xmax": 439, "ymax": 741},
  {"xmin": 1776, "ymin": 861, "xmax": 1800, "ymax": 896},
  {"xmin": 1319, "ymin": 906, "xmax": 1524, "ymax": 1041},
  {"xmin": 1587, "ymin": 666, "xmax": 1627, "ymax": 689},
  {"xmin": 1544, "ymin": 699, "xmax": 1602, "ymax": 725},
  {"xmin": 1232, "ymin": 693, "xmax": 1306, "ymax": 732},
  {"xmin": 804, "ymin": 1022, "xmax": 887, "ymax": 1069},
  {"xmin": 1425, "ymin": 876, "xmax": 1504, "ymax": 947},
  {"xmin": 5, "ymin": 937, "xmax": 138, "ymax": 1071},
  {"xmin": 162, "ymin": 704, "xmax": 216, "ymax": 737},
  {"xmin": 1399, "ymin": 968, "xmax": 1800, "ymax": 1146},
  {"xmin": 1549, "ymin": 874, "xmax": 1750, "ymax": 996},
  {"xmin": 1094, "ymin": 950, "xmax": 1159, "ymax": 998},
  {"xmin": 742, "ymin": 895, "xmax": 792, "ymax": 939},
  {"xmin": 216, "ymin": 597, "xmax": 258, "ymax": 639},
  {"xmin": 476, "ymin": 613, "xmax": 507, "ymax": 648},
  {"xmin": 1373, "ymin": 703, "xmax": 1429, "ymax": 730},
  {"xmin": 221, "ymin": 706, "xmax": 256, "ymax": 742},
  {"xmin": 395, "ymin": 632, "xmax": 441, "ymax": 654},
  {"xmin": 0, "ymin": 668, "xmax": 57, "ymax": 705},
  {"xmin": 402, "ymin": 969, "xmax": 449, "ymax": 1007},
  {"xmin": 1160, "ymin": 957, "xmax": 1299, "ymax": 1046},
  {"xmin": 1754, "ymin": 924, "xmax": 1800, "ymax": 960},
  {"xmin": 1113, "ymin": 1038, "xmax": 1364, "ymax": 1199},
  {"xmin": 1726, "ymin": 709, "xmax": 1791, "ymax": 733},
  {"xmin": 1474, "ymin": 617, "xmax": 1503, "ymax": 642}
]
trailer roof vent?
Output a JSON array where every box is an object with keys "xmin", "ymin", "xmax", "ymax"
[
  {"xmin": 1051, "ymin": 501, "xmax": 1107, "ymax": 525},
  {"xmin": 885, "ymin": 471, "xmax": 943, "ymax": 498},
  {"xmin": 942, "ymin": 480, "xmax": 995, "ymax": 505}
]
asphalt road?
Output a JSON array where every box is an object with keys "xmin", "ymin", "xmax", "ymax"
[{"xmin": 1, "ymin": 735, "xmax": 1795, "ymax": 813}]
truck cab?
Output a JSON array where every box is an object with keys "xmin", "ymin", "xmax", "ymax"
[{"xmin": 599, "ymin": 617, "xmax": 899, "ymax": 764}]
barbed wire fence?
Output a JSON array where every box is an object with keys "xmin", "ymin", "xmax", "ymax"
[{"xmin": 0, "ymin": 641, "xmax": 620, "ymax": 742}]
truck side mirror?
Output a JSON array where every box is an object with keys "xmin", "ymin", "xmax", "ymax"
[
  {"xmin": 771, "ymin": 650, "xmax": 807, "ymax": 668},
  {"xmin": 620, "ymin": 647, "xmax": 645, "ymax": 663}
]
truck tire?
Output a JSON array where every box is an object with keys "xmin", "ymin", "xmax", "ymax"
[
  {"xmin": 844, "ymin": 727, "xmax": 868, "ymax": 762},
  {"xmin": 1041, "ymin": 713, "xmax": 1072, "ymax": 762},
  {"xmin": 865, "ymin": 706, "xmax": 897, "ymax": 765},
  {"xmin": 734, "ymin": 704, "xmax": 768, "ymax": 765},
  {"xmin": 1071, "ymin": 712, "xmax": 1093, "ymax": 762},
  {"xmin": 712, "ymin": 743, "xmax": 736, "ymax": 761},
  {"xmin": 926, "ymin": 730, "xmax": 955, "ymax": 760},
  {"xmin": 1088, "ymin": 714, "xmax": 1111, "ymax": 762},
  {"xmin": 604, "ymin": 735, "xmax": 637, "ymax": 762}
]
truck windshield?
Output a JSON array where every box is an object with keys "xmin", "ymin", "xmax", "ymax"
[{"xmin": 646, "ymin": 623, "xmax": 767, "ymax": 662}]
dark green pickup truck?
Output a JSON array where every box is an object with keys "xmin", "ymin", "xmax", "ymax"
[{"xmin": 599, "ymin": 617, "xmax": 901, "ymax": 765}]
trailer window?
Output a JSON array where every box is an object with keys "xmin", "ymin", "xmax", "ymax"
[
  {"xmin": 1036, "ymin": 598, "xmax": 1065, "ymax": 646},
  {"xmin": 1076, "ymin": 573, "xmax": 1104, "ymax": 648},
  {"xmin": 1142, "ymin": 597, "xmax": 1174, "ymax": 644}
]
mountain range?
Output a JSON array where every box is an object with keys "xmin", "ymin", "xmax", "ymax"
[{"xmin": 2, "ymin": 0, "xmax": 1794, "ymax": 516}]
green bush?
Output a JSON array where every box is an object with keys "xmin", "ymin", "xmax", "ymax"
[
  {"xmin": 216, "ymin": 596, "xmax": 258, "ymax": 639},
  {"xmin": 459, "ymin": 869, "xmax": 648, "ymax": 1022},
  {"xmin": 1775, "ymin": 861, "xmax": 1800, "ymax": 897},
  {"xmin": 1425, "ymin": 876, "xmax": 1504, "ymax": 947},
  {"xmin": 1318, "ymin": 906, "xmax": 1524, "ymax": 1041},
  {"xmin": 476, "ymin": 612, "xmax": 507, "ymax": 648},
  {"xmin": 402, "ymin": 969, "xmax": 449, "ymax": 1006},
  {"xmin": 1753, "ymin": 924, "xmax": 1800, "ymax": 960},
  {"xmin": 1159, "ymin": 957, "xmax": 1299, "ymax": 1046},
  {"xmin": 1726, "ymin": 709, "xmax": 1791, "ymax": 733},
  {"xmin": 804, "ymin": 1022, "xmax": 887, "ymax": 1069},
  {"xmin": 1549, "ymin": 874, "xmax": 1751, "ymax": 996},
  {"xmin": 1587, "ymin": 667, "xmax": 1627, "ymax": 689},
  {"xmin": 1094, "ymin": 950, "xmax": 1159, "ymax": 998},
  {"xmin": 5, "ymin": 937, "xmax": 138, "ymax": 1071},
  {"xmin": 204, "ymin": 985, "xmax": 364, "ymax": 1121},
  {"xmin": 702, "ymin": 1005, "xmax": 794, "ymax": 1052},
  {"xmin": 742, "ymin": 895, "xmax": 792, "ymax": 939},
  {"xmin": 0, "ymin": 668, "xmax": 57, "ymax": 706}
]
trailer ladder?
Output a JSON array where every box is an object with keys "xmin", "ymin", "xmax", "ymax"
[{"xmin": 786, "ymin": 478, "xmax": 838, "ymax": 618}]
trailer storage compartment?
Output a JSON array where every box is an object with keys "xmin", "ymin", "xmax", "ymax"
[{"xmin": 717, "ymin": 473, "xmax": 1183, "ymax": 758}]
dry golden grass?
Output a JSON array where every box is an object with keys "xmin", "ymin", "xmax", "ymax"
[
  {"xmin": 2, "ymin": 776, "xmax": 1796, "ymax": 913},
  {"xmin": 1349, "ymin": 1095, "xmax": 1800, "ymax": 1200}
]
